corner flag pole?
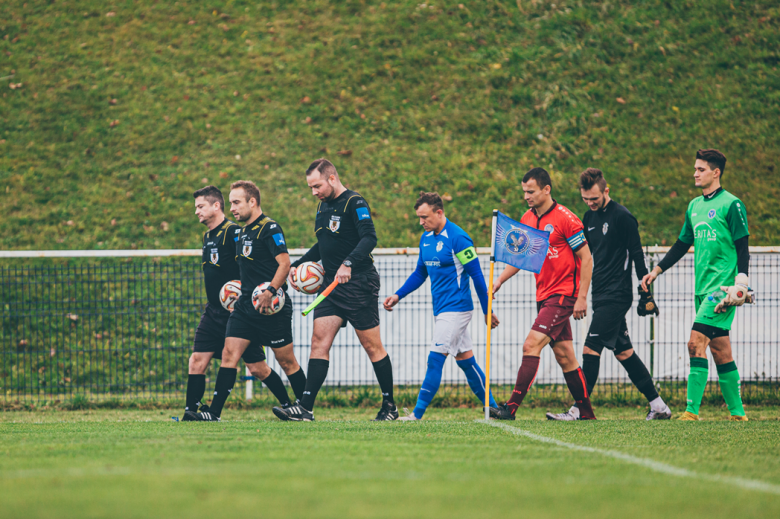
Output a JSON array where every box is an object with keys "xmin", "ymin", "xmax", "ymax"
[{"xmin": 484, "ymin": 209, "xmax": 498, "ymax": 421}]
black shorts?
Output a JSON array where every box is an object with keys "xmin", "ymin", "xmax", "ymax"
[
  {"xmin": 585, "ymin": 301, "xmax": 633, "ymax": 355},
  {"xmin": 193, "ymin": 303, "xmax": 266, "ymax": 363},
  {"xmin": 226, "ymin": 295, "xmax": 294, "ymax": 353},
  {"xmin": 314, "ymin": 269, "xmax": 380, "ymax": 331}
]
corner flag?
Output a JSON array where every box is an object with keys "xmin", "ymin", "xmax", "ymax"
[
  {"xmin": 494, "ymin": 211, "xmax": 550, "ymax": 274},
  {"xmin": 483, "ymin": 210, "xmax": 550, "ymax": 420}
]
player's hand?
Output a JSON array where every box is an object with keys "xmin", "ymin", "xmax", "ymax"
[
  {"xmin": 383, "ymin": 294, "xmax": 400, "ymax": 311},
  {"xmin": 486, "ymin": 312, "xmax": 499, "ymax": 329},
  {"xmin": 715, "ymin": 275, "xmax": 751, "ymax": 313},
  {"xmin": 287, "ymin": 266, "xmax": 299, "ymax": 292},
  {"xmin": 573, "ymin": 296, "xmax": 587, "ymax": 320},
  {"xmin": 641, "ymin": 271, "xmax": 658, "ymax": 292},
  {"xmin": 336, "ymin": 264, "xmax": 352, "ymax": 284},
  {"xmin": 492, "ymin": 278, "xmax": 502, "ymax": 297},
  {"xmin": 254, "ymin": 290, "xmax": 273, "ymax": 314}
]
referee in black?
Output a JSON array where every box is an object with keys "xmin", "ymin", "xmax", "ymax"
[
  {"xmin": 187, "ymin": 181, "xmax": 306, "ymax": 422},
  {"xmin": 273, "ymin": 159, "xmax": 398, "ymax": 421},
  {"xmin": 547, "ymin": 168, "xmax": 671, "ymax": 421},
  {"xmin": 183, "ymin": 186, "xmax": 243, "ymax": 420}
]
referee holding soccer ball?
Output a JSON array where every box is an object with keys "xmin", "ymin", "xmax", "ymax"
[
  {"xmin": 186, "ymin": 181, "xmax": 306, "ymax": 422},
  {"xmin": 274, "ymin": 159, "xmax": 398, "ymax": 422}
]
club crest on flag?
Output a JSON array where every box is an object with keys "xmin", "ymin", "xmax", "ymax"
[
  {"xmin": 329, "ymin": 216, "xmax": 341, "ymax": 232},
  {"xmin": 497, "ymin": 227, "xmax": 547, "ymax": 257},
  {"xmin": 494, "ymin": 211, "xmax": 550, "ymax": 274}
]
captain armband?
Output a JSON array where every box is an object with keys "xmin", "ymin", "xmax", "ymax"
[{"xmin": 455, "ymin": 246, "xmax": 478, "ymax": 265}]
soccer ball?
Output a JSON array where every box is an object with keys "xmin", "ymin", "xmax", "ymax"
[
  {"xmin": 294, "ymin": 262, "xmax": 325, "ymax": 295},
  {"xmin": 219, "ymin": 280, "xmax": 242, "ymax": 311},
  {"xmin": 252, "ymin": 282, "xmax": 285, "ymax": 315}
]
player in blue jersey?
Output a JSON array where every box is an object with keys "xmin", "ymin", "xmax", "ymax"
[{"xmin": 384, "ymin": 192, "xmax": 500, "ymax": 420}]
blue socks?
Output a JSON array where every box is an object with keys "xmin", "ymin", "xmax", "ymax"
[
  {"xmin": 413, "ymin": 353, "xmax": 497, "ymax": 419},
  {"xmin": 413, "ymin": 352, "xmax": 446, "ymax": 419},
  {"xmin": 457, "ymin": 356, "xmax": 497, "ymax": 408}
]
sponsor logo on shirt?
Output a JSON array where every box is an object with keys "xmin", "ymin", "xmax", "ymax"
[
  {"xmin": 547, "ymin": 246, "xmax": 559, "ymax": 259},
  {"xmin": 694, "ymin": 222, "xmax": 718, "ymax": 241},
  {"xmin": 356, "ymin": 207, "xmax": 371, "ymax": 220},
  {"xmin": 424, "ymin": 257, "xmax": 442, "ymax": 267},
  {"xmin": 272, "ymin": 233, "xmax": 286, "ymax": 246}
]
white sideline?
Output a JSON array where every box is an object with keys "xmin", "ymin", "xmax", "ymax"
[{"xmin": 481, "ymin": 420, "xmax": 780, "ymax": 496}]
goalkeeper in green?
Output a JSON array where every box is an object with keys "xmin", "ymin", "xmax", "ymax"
[{"xmin": 642, "ymin": 149, "xmax": 750, "ymax": 421}]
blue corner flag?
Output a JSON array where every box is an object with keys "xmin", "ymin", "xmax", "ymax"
[{"xmin": 493, "ymin": 211, "xmax": 550, "ymax": 274}]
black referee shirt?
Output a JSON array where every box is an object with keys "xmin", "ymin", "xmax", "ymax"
[
  {"xmin": 235, "ymin": 213, "xmax": 289, "ymax": 304},
  {"xmin": 582, "ymin": 201, "xmax": 649, "ymax": 304},
  {"xmin": 202, "ymin": 219, "xmax": 242, "ymax": 310},
  {"xmin": 293, "ymin": 189, "xmax": 378, "ymax": 277}
]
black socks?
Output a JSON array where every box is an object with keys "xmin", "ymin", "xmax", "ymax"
[
  {"xmin": 209, "ymin": 367, "xmax": 237, "ymax": 417},
  {"xmin": 582, "ymin": 353, "xmax": 601, "ymax": 395},
  {"xmin": 372, "ymin": 355, "xmax": 395, "ymax": 404},
  {"xmin": 287, "ymin": 367, "xmax": 307, "ymax": 402},
  {"xmin": 619, "ymin": 352, "xmax": 659, "ymax": 402},
  {"xmin": 300, "ymin": 359, "xmax": 330, "ymax": 411},
  {"xmin": 185, "ymin": 374, "xmax": 206, "ymax": 412},
  {"xmin": 261, "ymin": 369, "xmax": 291, "ymax": 406}
]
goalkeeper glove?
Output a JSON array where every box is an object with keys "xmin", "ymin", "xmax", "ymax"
[
  {"xmin": 637, "ymin": 284, "xmax": 660, "ymax": 317},
  {"xmin": 714, "ymin": 274, "xmax": 752, "ymax": 314}
]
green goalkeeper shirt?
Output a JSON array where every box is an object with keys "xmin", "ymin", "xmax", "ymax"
[{"xmin": 679, "ymin": 188, "xmax": 749, "ymax": 296}]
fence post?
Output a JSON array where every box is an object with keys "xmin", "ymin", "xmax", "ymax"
[{"xmin": 245, "ymin": 365, "xmax": 253, "ymax": 401}]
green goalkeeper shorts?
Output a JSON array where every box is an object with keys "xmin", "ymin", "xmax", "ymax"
[{"xmin": 694, "ymin": 294, "xmax": 736, "ymax": 331}]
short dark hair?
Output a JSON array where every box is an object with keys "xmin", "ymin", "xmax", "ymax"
[
  {"xmin": 522, "ymin": 167, "xmax": 552, "ymax": 190},
  {"xmin": 306, "ymin": 158, "xmax": 339, "ymax": 179},
  {"xmin": 579, "ymin": 168, "xmax": 607, "ymax": 192},
  {"xmin": 696, "ymin": 149, "xmax": 727, "ymax": 178},
  {"xmin": 414, "ymin": 192, "xmax": 444, "ymax": 212},
  {"xmin": 230, "ymin": 180, "xmax": 261, "ymax": 206},
  {"xmin": 193, "ymin": 185, "xmax": 224, "ymax": 211}
]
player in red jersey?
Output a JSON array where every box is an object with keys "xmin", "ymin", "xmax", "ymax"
[{"xmin": 490, "ymin": 168, "xmax": 596, "ymax": 420}]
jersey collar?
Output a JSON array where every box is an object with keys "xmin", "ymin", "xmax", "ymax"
[
  {"xmin": 245, "ymin": 213, "xmax": 266, "ymax": 229},
  {"xmin": 206, "ymin": 217, "xmax": 227, "ymax": 238},
  {"xmin": 702, "ymin": 187, "xmax": 724, "ymax": 201},
  {"xmin": 532, "ymin": 199, "xmax": 558, "ymax": 219}
]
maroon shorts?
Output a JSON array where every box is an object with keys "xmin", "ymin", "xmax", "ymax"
[{"xmin": 532, "ymin": 295, "xmax": 577, "ymax": 343}]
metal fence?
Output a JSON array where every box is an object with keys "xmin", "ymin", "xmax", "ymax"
[{"xmin": 1, "ymin": 248, "xmax": 778, "ymax": 405}]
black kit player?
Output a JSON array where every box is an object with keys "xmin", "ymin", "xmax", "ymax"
[
  {"xmin": 273, "ymin": 159, "xmax": 398, "ymax": 421},
  {"xmin": 186, "ymin": 181, "xmax": 306, "ymax": 422},
  {"xmin": 545, "ymin": 169, "xmax": 672, "ymax": 421},
  {"xmin": 183, "ymin": 186, "xmax": 262, "ymax": 420}
]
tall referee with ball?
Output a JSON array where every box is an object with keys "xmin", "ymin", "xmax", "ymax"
[
  {"xmin": 274, "ymin": 159, "xmax": 398, "ymax": 421},
  {"xmin": 186, "ymin": 181, "xmax": 306, "ymax": 422}
]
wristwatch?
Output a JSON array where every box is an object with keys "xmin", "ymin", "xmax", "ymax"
[
  {"xmin": 264, "ymin": 285, "xmax": 278, "ymax": 295},
  {"xmin": 342, "ymin": 260, "xmax": 352, "ymax": 268}
]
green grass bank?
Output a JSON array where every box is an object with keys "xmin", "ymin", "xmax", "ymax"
[{"xmin": 2, "ymin": 0, "xmax": 779, "ymax": 250}]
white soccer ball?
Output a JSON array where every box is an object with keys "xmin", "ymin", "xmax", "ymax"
[
  {"xmin": 294, "ymin": 262, "xmax": 325, "ymax": 295},
  {"xmin": 219, "ymin": 280, "xmax": 242, "ymax": 311},
  {"xmin": 252, "ymin": 282, "xmax": 285, "ymax": 315}
]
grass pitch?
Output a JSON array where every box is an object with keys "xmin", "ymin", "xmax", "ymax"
[{"xmin": 2, "ymin": 406, "xmax": 780, "ymax": 518}]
